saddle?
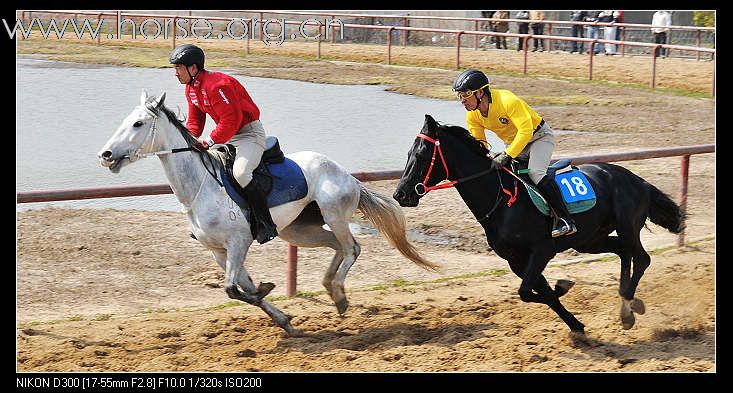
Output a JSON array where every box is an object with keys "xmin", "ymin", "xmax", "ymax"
[
  {"xmin": 510, "ymin": 158, "xmax": 596, "ymax": 216},
  {"xmin": 216, "ymin": 136, "xmax": 308, "ymax": 211}
]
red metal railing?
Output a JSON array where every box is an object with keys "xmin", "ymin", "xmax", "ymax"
[
  {"xmin": 18, "ymin": 144, "xmax": 715, "ymax": 296},
  {"xmin": 19, "ymin": 11, "xmax": 716, "ymax": 95}
]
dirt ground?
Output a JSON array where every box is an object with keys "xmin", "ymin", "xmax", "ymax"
[{"xmin": 16, "ymin": 41, "xmax": 715, "ymax": 372}]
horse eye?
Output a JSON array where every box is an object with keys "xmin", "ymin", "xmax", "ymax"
[{"xmin": 133, "ymin": 121, "xmax": 143, "ymax": 128}]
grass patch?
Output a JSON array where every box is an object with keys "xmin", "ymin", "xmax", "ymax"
[
  {"xmin": 67, "ymin": 315, "xmax": 83, "ymax": 321},
  {"xmin": 210, "ymin": 301, "xmax": 241, "ymax": 310},
  {"xmin": 294, "ymin": 290, "xmax": 324, "ymax": 298},
  {"xmin": 93, "ymin": 314, "xmax": 112, "ymax": 321}
]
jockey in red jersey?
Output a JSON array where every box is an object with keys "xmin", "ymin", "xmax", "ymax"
[{"xmin": 170, "ymin": 44, "xmax": 277, "ymax": 244}]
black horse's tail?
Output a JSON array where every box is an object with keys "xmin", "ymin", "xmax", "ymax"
[{"xmin": 647, "ymin": 183, "xmax": 685, "ymax": 234}]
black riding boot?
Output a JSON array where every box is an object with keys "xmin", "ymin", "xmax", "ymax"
[
  {"xmin": 537, "ymin": 176, "xmax": 578, "ymax": 237},
  {"xmin": 242, "ymin": 179, "xmax": 278, "ymax": 244}
]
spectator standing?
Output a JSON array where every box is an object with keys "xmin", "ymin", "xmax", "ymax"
[
  {"xmin": 651, "ymin": 10, "xmax": 672, "ymax": 57},
  {"xmin": 585, "ymin": 10, "xmax": 602, "ymax": 54},
  {"xmin": 529, "ymin": 10, "xmax": 546, "ymax": 51},
  {"xmin": 614, "ymin": 10, "xmax": 624, "ymax": 41},
  {"xmin": 492, "ymin": 10, "xmax": 509, "ymax": 49},
  {"xmin": 569, "ymin": 10, "xmax": 587, "ymax": 53},
  {"xmin": 599, "ymin": 10, "xmax": 617, "ymax": 55},
  {"xmin": 515, "ymin": 10, "xmax": 530, "ymax": 51},
  {"xmin": 480, "ymin": 11, "xmax": 496, "ymax": 49}
]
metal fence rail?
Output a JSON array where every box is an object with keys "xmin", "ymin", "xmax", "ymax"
[{"xmin": 17, "ymin": 144, "xmax": 716, "ymax": 296}]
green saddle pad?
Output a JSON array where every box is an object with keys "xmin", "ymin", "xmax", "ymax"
[{"xmin": 523, "ymin": 182, "xmax": 596, "ymax": 216}]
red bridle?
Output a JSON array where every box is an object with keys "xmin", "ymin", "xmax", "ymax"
[
  {"xmin": 413, "ymin": 133, "xmax": 519, "ymax": 206},
  {"xmin": 414, "ymin": 133, "xmax": 457, "ymax": 195}
]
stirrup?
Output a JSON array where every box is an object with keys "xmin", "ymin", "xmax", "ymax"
[{"xmin": 551, "ymin": 218, "xmax": 577, "ymax": 238}]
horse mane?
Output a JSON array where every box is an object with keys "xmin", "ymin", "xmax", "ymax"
[
  {"xmin": 436, "ymin": 121, "xmax": 490, "ymax": 157},
  {"xmin": 144, "ymin": 98, "xmax": 198, "ymax": 146}
]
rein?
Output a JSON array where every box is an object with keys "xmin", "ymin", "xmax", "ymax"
[{"xmin": 414, "ymin": 132, "xmax": 520, "ymax": 211}]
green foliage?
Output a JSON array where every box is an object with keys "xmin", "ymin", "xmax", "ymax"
[{"xmin": 693, "ymin": 11, "xmax": 715, "ymax": 27}]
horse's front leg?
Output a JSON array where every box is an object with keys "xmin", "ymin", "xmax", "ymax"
[
  {"xmin": 516, "ymin": 247, "xmax": 586, "ymax": 334},
  {"xmin": 213, "ymin": 244, "xmax": 301, "ymax": 336}
]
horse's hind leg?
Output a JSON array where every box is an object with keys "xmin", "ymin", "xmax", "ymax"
[
  {"xmin": 616, "ymin": 223, "xmax": 650, "ymax": 329},
  {"xmin": 321, "ymin": 216, "xmax": 360, "ymax": 315},
  {"xmin": 277, "ymin": 223, "xmax": 343, "ymax": 301}
]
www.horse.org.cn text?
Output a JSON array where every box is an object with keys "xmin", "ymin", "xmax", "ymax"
[{"xmin": 4, "ymin": 17, "xmax": 346, "ymax": 46}]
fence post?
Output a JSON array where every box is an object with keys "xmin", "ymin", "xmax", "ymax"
[
  {"xmin": 547, "ymin": 22, "xmax": 552, "ymax": 51},
  {"xmin": 474, "ymin": 20, "xmax": 479, "ymax": 50},
  {"xmin": 522, "ymin": 35, "xmax": 528, "ymax": 74},
  {"xmin": 402, "ymin": 17, "xmax": 408, "ymax": 47},
  {"xmin": 696, "ymin": 29, "xmax": 701, "ymax": 61},
  {"xmin": 651, "ymin": 46, "xmax": 658, "ymax": 88},
  {"xmin": 287, "ymin": 244, "xmax": 298, "ymax": 297},
  {"xmin": 712, "ymin": 52, "xmax": 715, "ymax": 97},
  {"xmin": 97, "ymin": 13, "xmax": 102, "ymax": 45},
  {"xmin": 387, "ymin": 27, "xmax": 394, "ymax": 65},
  {"xmin": 456, "ymin": 31, "xmax": 464, "ymax": 69},
  {"xmin": 246, "ymin": 18, "xmax": 251, "ymax": 54},
  {"xmin": 589, "ymin": 42, "xmax": 595, "ymax": 80},
  {"xmin": 331, "ymin": 15, "xmax": 335, "ymax": 43},
  {"xmin": 172, "ymin": 16, "xmax": 177, "ymax": 49},
  {"xmin": 621, "ymin": 27, "xmax": 625, "ymax": 57},
  {"xmin": 677, "ymin": 155, "xmax": 690, "ymax": 247},
  {"xmin": 317, "ymin": 23, "xmax": 321, "ymax": 59}
]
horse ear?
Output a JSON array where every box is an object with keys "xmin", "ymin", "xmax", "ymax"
[
  {"xmin": 154, "ymin": 92, "xmax": 166, "ymax": 108},
  {"xmin": 140, "ymin": 90, "xmax": 149, "ymax": 106},
  {"xmin": 423, "ymin": 114, "xmax": 437, "ymax": 133}
]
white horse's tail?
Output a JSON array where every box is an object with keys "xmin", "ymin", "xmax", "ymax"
[{"xmin": 357, "ymin": 184, "xmax": 441, "ymax": 272}]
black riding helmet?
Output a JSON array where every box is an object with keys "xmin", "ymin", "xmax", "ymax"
[
  {"xmin": 453, "ymin": 69, "xmax": 492, "ymax": 109},
  {"xmin": 452, "ymin": 69, "xmax": 490, "ymax": 94},
  {"xmin": 169, "ymin": 44, "xmax": 205, "ymax": 70},
  {"xmin": 170, "ymin": 44, "xmax": 205, "ymax": 85}
]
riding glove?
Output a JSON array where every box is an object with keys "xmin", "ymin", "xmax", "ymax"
[
  {"xmin": 192, "ymin": 140, "xmax": 209, "ymax": 152},
  {"xmin": 491, "ymin": 151, "xmax": 511, "ymax": 171}
]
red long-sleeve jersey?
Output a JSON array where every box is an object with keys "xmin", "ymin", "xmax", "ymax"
[{"xmin": 185, "ymin": 70, "xmax": 260, "ymax": 144}]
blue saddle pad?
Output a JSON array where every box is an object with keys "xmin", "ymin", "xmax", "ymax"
[
  {"xmin": 264, "ymin": 158, "xmax": 308, "ymax": 207},
  {"xmin": 525, "ymin": 167, "xmax": 597, "ymax": 216},
  {"xmin": 221, "ymin": 158, "xmax": 308, "ymax": 209}
]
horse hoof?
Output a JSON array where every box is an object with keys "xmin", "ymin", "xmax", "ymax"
[
  {"xmin": 335, "ymin": 298, "xmax": 349, "ymax": 315},
  {"xmin": 630, "ymin": 298, "xmax": 646, "ymax": 315},
  {"xmin": 555, "ymin": 279, "xmax": 575, "ymax": 297},
  {"xmin": 620, "ymin": 307, "xmax": 636, "ymax": 330},
  {"xmin": 567, "ymin": 330, "xmax": 589, "ymax": 346},
  {"xmin": 284, "ymin": 327, "xmax": 304, "ymax": 337},
  {"xmin": 257, "ymin": 282, "xmax": 276, "ymax": 298},
  {"xmin": 225, "ymin": 285, "xmax": 243, "ymax": 300}
]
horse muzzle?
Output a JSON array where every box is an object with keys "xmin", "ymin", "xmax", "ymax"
[
  {"xmin": 393, "ymin": 189, "xmax": 419, "ymax": 207},
  {"xmin": 98, "ymin": 150, "xmax": 128, "ymax": 173}
]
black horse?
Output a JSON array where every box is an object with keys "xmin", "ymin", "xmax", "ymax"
[{"xmin": 393, "ymin": 115, "xmax": 684, "ymax": 337}]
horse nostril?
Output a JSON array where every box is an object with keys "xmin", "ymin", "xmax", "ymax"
[
  {"xmin": 101, "ymin": 151, "xmax": 112, "ymax": 159},
  {"xmin": 393, "ymin": 190, "xmax": 404, "ymax": 200}
]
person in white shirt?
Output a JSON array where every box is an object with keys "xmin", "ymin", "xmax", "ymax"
[{"xmin": 651, "ymin": 11, "xmax": 672, "ymax": 57}]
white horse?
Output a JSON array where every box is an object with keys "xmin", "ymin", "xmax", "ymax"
[{"xmin": 98, "ymin": 91, "xmax": 439, "ymax": 335}]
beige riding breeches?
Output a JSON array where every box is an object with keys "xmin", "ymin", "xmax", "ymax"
[
  {"xmin": 514, "ymin": 121, "xmax": 556, "ymax": 185},
  {"xmin": 228, "ymin": 120, "xmax": 267, "ymax": 188}
]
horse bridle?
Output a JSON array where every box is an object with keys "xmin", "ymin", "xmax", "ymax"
[
  {"xmin": 125, "ymin": 104, "xmax": 222, "ymax": 186},
  {"xmin": 413, "ymin": 132, "xmax": 519, "ymax": 209},
  {"xmin": 128, "ymin": 105, "xmax": 194, "ymax": 160}
]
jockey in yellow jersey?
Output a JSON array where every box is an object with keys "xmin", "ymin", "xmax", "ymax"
[{"xmin": 452, "ymin": 69, "xmax": 577, "ymax": 237}]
